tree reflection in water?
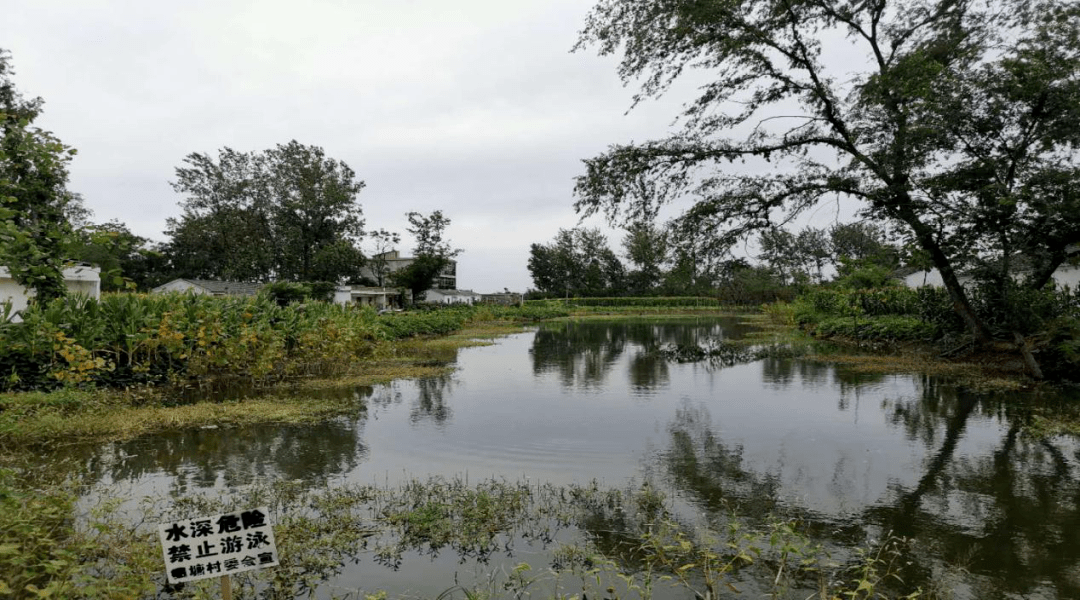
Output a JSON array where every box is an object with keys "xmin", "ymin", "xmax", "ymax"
[
  {"xmin": 660, "ymin": 379, "xmax": 1080, "ymax": 599},
  {"xmin": 67, "ymin": 386, "xmax": 376, "ymax": 493},
  {"xmin": 410, "ymin": 374, "xmax": 455, "ymax": 426},
  {"xmin": 531, "ymin": 318, "xmax": 754, "ymax": 390}
]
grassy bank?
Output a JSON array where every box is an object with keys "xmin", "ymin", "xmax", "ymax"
[
  {"xmin": 0, "ymin": 321, "xmax": 528, "ymax": 453},
  {"xmin": 765, "ymin": 285, "xmax": 1080, "ymax": 383}
]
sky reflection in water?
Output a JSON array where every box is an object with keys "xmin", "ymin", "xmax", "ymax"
[{"xmin": 72, "ymin": 317, "xmax": 1080, "ymax": 598}]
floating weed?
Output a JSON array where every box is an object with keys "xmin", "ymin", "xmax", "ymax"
[
  {"xmin": 0, "ymin": 472, "xmax": 949, "ymax": 600},
  {"xmin": 651, "ymin": 340, "xmax": 808, "ymax": 367}
]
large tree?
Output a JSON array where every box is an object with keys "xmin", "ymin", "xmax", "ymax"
[
  {"xmin": 622, "ymin": 221, "xmax": 669, "ymax": 294},
  {"xmin": 573, "ymin": 0, "xmax": 1080, "ymax": 344},
  {"xmin": 264, "ymin": 141, "xmax": 366, "ymax": 282},
  {"xmin": 167, "ymin": 141, "xmax": 366, "ymax": 283},
  {"xmin": 527, "ymin": 227, "xmax": 625, "ymax": 296},
  {"xmin": 0, "ymin": 50, "xmax": 78, "ymax": 303}
]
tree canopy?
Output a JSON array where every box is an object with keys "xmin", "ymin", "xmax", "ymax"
[
  {"xmin": 574, "ymin": 0, "xmax": 1080, "ymax": 343},
  {"xmin": 0, "ymin": 49, "xmax": 78, "ymax": 303},
  {"xmin": 527, "ymin": 228, "xmax": 626, "ymax": 296},
  {"xmin": 166, "ymin": 141, "xmax": 366, "ymax": 283},
  {"xmin": 393, "ymin": 210, "xmax": 461, "ymax": 301}
]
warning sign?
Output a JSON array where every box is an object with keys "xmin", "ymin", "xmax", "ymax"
[{"xmin": 158, "ymin": 506, "xmax": 279, "ymax": 584}]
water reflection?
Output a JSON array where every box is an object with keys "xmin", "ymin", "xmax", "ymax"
[
  {"xmin": 61, "ymin": 317, "xmax": 1080, "ymax": 598},
  {"xmin": 365, "ymin": 373, "xmax": 456, "ymax": 427},
  {"xmin": 658, "ymin": 378, "xmax": 1080, "ymax": 599},
  {"xmin": 530, "ymin": 318, "xmax": 754, "ymax": 389},
  {"xmin": 63, "ymin": 387, "xmax": 377, "ymax": 492},
  {"xmin": 662, "ymin": 403, "xmax": 784, "ymax": 520},
  {"xmin": 411, "ymin": 375, "xmax": 455, "ymax": 426},
  {"xmin": 79, "ymin": 420, "xmax": 366, "ymax": 492},
  {"xmin": 760, "ymin": 356, "xmax": 892, "ymax": 391}
]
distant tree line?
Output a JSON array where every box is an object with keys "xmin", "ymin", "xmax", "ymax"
[{"xmin": 526, "ymin": 221, "xmax": 905, "ymax": 303}]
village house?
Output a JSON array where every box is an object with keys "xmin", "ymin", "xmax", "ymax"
[
  {"xmin": 332, "ymin": 286, "xmax": 407, "ymax": 309},
  {"xmin": 151, "ymin": 279, "xmax": 263, "ymax": 297},
  {"xmin": 425, "ymin": 289, "xmax": 481, "ymax": 305},
  {"xmin": 360, "ymin": 250, "xmax": 457, "ymax": 290},
  {"xmin": 0, "ymin": 263, "xmax": 101, "ymax": 320}
]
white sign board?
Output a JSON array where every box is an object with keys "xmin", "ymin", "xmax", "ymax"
[{"xmin": 158, "ymin": 506, "xmax": 279, "ymax": 584}]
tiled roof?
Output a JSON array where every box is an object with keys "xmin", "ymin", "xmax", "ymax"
[{"xmin": 187, "ymin": 279, "xmax": 264, "ymax": 296}]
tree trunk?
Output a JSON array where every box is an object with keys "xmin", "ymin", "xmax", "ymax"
[
  {"xmin": 1013, "ymin": 331, "xmax": 1044, "ymax": 380},
  {"xmin": 897, "ymin": 206, "xmax": 995, "ymax": 344}
]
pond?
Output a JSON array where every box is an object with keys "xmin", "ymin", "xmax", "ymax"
[{"xmin": 70, "ymin": 316, "xmax": 1080, "ymax": 599}]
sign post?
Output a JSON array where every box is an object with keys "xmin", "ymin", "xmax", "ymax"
[{"xmin": 158, "ymin": 506, "xmax": 279, "ymax": 592}]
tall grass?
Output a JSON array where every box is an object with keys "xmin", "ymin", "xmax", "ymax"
[
  {"xmin": 0, "ymin": 293, "xmax": 384, "ymax": 391},
  {"xmin": 0, "ymin": 294, "xmax": 579, "ymax": 392}
]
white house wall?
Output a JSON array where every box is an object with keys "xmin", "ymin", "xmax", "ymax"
[
  {"xmin": 1054, "ymin": 266, "xmax": 1080, "ymax": 289},
  {"xmin": 0, "ymin": 278, "xmax": 31, "ymax": 316},
  {"xmin": 0, "ymin": 265, "xmax": 101, "ymax": 321},
  {"xmin": 902, "ymin": 266, "xmax": 1080, "ymax": 290}
]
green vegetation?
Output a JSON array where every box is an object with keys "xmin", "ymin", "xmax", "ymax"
[
  {"xmin": 775, "ymin": 283, "xmax": 1080, "ymax": 381},
  {"xmin": 790, "ymin": 288, "xmax": 937, "ymax": 343},
  {"xmin": 0, "ymin": 293, "xmax": 578, "ymax": 394},
  {"xmin": 0, "ymin": 474, "xmax": 945, "ymax": 599},
  {"xmin": 0, "ymin": 50, "xmax": 80, "ymax": 303},
  {"xmin": 0, "ymin": 292, "xmax": 383, "ymax": 392},
  {"xmin": 0, "ymin": 466, "xmax": 159, "ymax": 598},
  {"xmin": 573, "ymin": 0, "xmax": 1080, "ymax": 348}
]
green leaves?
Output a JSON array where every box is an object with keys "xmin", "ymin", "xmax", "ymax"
[
  {"xmin": 574, "ymin": 0, "xmax": 1080, "ymax": 342},
  {"xmin": 0, "ymin": 50, "xmax": 77, "ymax": 304},
  {"xmin": 167, "ymin": 141, "xmax": 367, "ymax": 284}
]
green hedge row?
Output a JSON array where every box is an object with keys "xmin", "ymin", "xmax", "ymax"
[{"xmin": 526, "ymin": 296, "xmax": 726, "ymax": 308}]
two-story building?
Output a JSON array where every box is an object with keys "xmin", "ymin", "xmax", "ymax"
[{"xmin": 361, "ymin": 250, "xmax": 456, "ymax": 290}]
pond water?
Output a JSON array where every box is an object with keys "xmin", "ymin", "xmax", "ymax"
[{"xmin": 71, "ymin": 317, "xmax": 1080, "ymax": 599}]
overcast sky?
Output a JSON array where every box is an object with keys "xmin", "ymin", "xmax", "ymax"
[{"xmin": 6, "ymin": 0, "xmax": 859, "ymax": 292}]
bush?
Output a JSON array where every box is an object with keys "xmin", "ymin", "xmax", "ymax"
[
  {"xmin": 914, "ymin": 282, "xmax": 1079, "ymax": 337},
  {"xmin": 792, "ymin": 287, "xmax": 934, "ymax": 342},
  {"xmin": 376, "ymin": 307, "xmax": 472, "ymax": 338},
  {"xmin": 813, "ymin": 315, "xmax": 938, "ymax": 341}
]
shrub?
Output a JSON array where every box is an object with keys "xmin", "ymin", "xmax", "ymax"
[{"xmin": 813, "ymin": 315, "xmax": 938, "ymax": 341}]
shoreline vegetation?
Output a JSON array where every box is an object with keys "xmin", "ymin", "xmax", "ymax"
[
  {"xmin": 1, "ymin": 293, "xmax": 1075, "ymax": 599},
  {"xmin": 2, "ymin": 472, "xmax": 944, "ymax": 600},
  {"xmin": 1, "ymin": 290, "xmax": 1074, "ymax": 454}
]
